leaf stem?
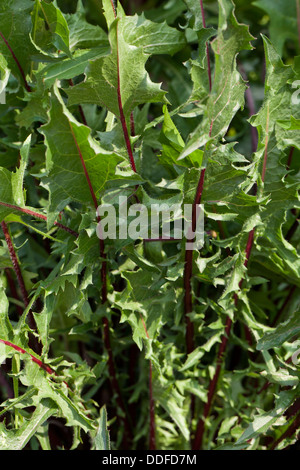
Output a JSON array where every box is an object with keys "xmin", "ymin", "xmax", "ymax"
[
  {"xmin": 110, "ymin": 0, "xmax": 117, "ymax": 18},
  {"xmin": 183, "ymin": 0, "xmax": 214, "ymax": 356},
  {"xmin": 68, "ymin": 112, "xmax": 132, "ymax": 442},
  {"xmin": 0, "ymin": 338, "xmax": 54, "ymax": 375},
  {"xmin": 1, "ymin": 221, "xmax": 36, "ymax": 332},
  {"xmin": 193, "ymin": 95, "xmax": 268, "ymax": 450},
  {"xmin": 109, "ymin": 2, "xmax": 151, "ymax": 447},
  {"xmin": 193, "ymin": 228, "xmax": 254, "ymax": 449},
  {"xmin": 269, "ymin": 407, "xmax": 300, "ymax": 450},
  {"xmin": 110, "ymin": 2, "xmax": 137, "ymax": 173},
  {"xmin": 0, "ymin": 201, "xmax": 78, "ymax": 237},
  {"xmin": 116, "ymin": 30, "xmax": 137, "ymax": 173},
  {"xmin": 184, "ymin": 167, "xmax": 206, "ymax": 354},
  {"xmin": 0, "ymin": 30, "xmax": 31, "ymax": 92}
]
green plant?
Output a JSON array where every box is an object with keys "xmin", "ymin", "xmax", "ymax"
[{"xmin": 0, "ymin": 0, "xmax": 299, "ymax": 450}]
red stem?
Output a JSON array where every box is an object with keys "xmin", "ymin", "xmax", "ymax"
[
  {"xmin": 116, "ymin": 33, "xmax": 137, "ymax": 173},
  {"xmin": 184, "ymin": 168, "xmax": 206, "ymax": 353},
  {"xmin": 0, "ymin": 30, "xmax": 31, "ymax": 92},
  {"xmin": 193, "ymin": 316, "xmax": 232, "ymax": 450},
  {"xmin": 1, "ymin": 221, "xmax": 36, "ymax": 333},
  {"xmin": 193, "ymin": 95, "xmax": 268, "ymax": 450},
  {"xmin": 130, "ymin": 111, "xmax": 136, "ymax": 137},
  {"xmin": 0, "ymin": 201, "xmax": 78, "ymax": 237},
  {"xmin": 68, "ymin": 110, "xmax": 132, "ymax": 440},
  {"xmin": 269, "ymin": 410, "xmax": 300, "ymax": 450},
  {"xmin": 287, "ymin": 147, "xmax": 295, "ymax": 170},
  {"xmin": 193, "ymin": 228, "xmax": 255, "ymax": 450},
  {"xmin": 0, "ymin": 338, "xmax": 54, "ymax": 375},
  {"xmin": 110, "ymin": 2, "xmax": 152, "ymax": 447},
  {"xmin": 69, "ymin": 124, "xmax": 99, "ymax": 210},
  {"xmin": 110, "ymin": 0, "xmax": 117, "ymax": 18},
  {"xmin": 110, "ymin": 2, "xmax": 137, "ymax": 173},
  {"xmin": 183, "ymin": 0, "xmax": 214, "ymax": 355}
]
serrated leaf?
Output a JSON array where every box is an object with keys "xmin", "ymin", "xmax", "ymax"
[
  {"xmin": 40, "ymin": 83, "xmax": 122, "ymax": 222},
  {"xmin": 93, "ymin": 406, "xmax": 110, "ymax": 450},
  {"xmin": 66, "ymin": 0, "xmax": 108, "ymax": 50},
  {"xmin": 31, "ymin": 0, "xmax": 71, "ymax": 58},
  {"xmin": 0, "ymin": 399, "xmax": 56, "ymax": 450},
  {"xmin": 0, "ymin": 0, "xmax": 35, "ymax": 82},
  {"xmin": 257, "ymin": 310, "xmax": 300, "ymax": 351},
  {"xmin": 236, "ymin": 389, "xmax": 299, "ymax": 444},
  {"xmin": 180, "ymin": 0, "xmax": 254, "ymax": 158},
  {"xmin": 66, "ymin": 11, "xmax": 171, "ymax": 119}
]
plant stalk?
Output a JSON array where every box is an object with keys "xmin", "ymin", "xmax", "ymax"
[
  {"xmin": 1, "ymin": 221, "xmax": 37, "ymax": 333},
  {"xmin": 0, "ymin": 201, "xmax": 78, "ymax": 237},
  {"xmin": 0, "ymin": 338, "xmax": 55, "ymax": 375},
  {"xmin": 68, "ymin": 110, "xmax": 132, "ymax": 442},
  {"xmin": 193, "ymin": 97, "xmax": 268, "ymax": 450}
]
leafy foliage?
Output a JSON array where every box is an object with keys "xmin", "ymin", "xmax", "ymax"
[{"xmin": 0, "ymin": 0, "xmax": 299, "ymax": 451}]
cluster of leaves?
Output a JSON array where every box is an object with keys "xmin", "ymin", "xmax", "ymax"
[{"xmin": 0, "ymin": 0, "xmax": 299, "ymax": 450}]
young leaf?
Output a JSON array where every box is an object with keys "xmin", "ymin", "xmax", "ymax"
[
  {"xmin": 66, "ymin": 11, "xmax": 176, "ymax": 119},
  {"xmin": 180, "ymin": 0, "xmax": 254, "ymax": 158},
  {"xmin": 93, "ymin": 406, "xmax": 111, "ymax": 450}
]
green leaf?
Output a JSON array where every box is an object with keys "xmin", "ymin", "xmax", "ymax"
[
  {"xmin": 0, "ymin": 167, "xmax": 14, "ymax": 223},
  {"xmin": 0, "ymin": 54, "xmax": 9, "ymax": 97},
  {"xmin": 260, "ymin": 369, "xmax": 299, "ymax": 387},
  {"xmin": 40, "ymin": 83, "xmax": 122, "ymax": 222},
  {"xmin": 66, "ymin": 12, "xmax": 170, "ymax": 119},
  {"xmin": 0, "ymin": 399, "xmax": 56, "ymax": 450},
  {"xmin": 154, "ymin": 376, "xmax": 189, "ymax": 442},
  {"xmin": 253, "ymin": 0, "xmax": 298, "ymax": 55},
  {"xmin": 11, "ymin": 135, "xmax": 31, "ymax": 206},
  {"xmin": 257, "ymin": 310, "xmax": 300, "ymax": 350},
  {"xmin": 236, "ymin": 389, "xmax": 299, "ymax": 444},
  {"xmin": 66, "ymin": 0, "xmax": 108, "ymax": 50},
  {"xmin": 93, "ymin": 406, "xmax": 110, "ymax": 450},
  {"xmin": 120, "ymin": 13, "xmax": 186, "ymax": 56},
  {"xmin": 32, "ymin": 0, "xmax": 71, "ymax": 58},
  {"xmin": 40, "ymin": 47, "xmax": 110, "ymax": 89},
  {"xmin": 0, "ymin": 0, "xmax": 35, "ymax": 81},
  {"xmin": 180, "ymin": 0, "xmax": 254, "ymax": 158}
]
